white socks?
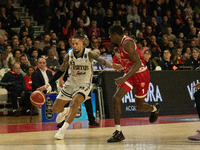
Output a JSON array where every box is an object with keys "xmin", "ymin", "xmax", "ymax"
[
  {"xmin": 61, "ymin": 122, "xmax": 69, "ymax": 130},
  {"xmin": 115, "ymin": 125, "xmax": 121, "ymax": 131},
  {"xmin": 152, "ymin": 106, "xmax": 157, "ymax": 112}
]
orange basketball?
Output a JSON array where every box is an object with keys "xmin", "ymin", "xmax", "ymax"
[{"xmin": 30, "ymin": 91, "xmax": 46, "ymax": 108}]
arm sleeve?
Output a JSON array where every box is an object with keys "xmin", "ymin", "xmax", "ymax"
[{"xmin": 48, "ymin": 70, "xmax": 65, "ymax": 86}]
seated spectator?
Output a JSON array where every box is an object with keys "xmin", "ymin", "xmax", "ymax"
[
  {"xmin": 90, "ymin": 37, "xmax": 99, "ymax": 50},
  {"xmin": 0, "ymin": 51, "xmax": 9, "ymax": 69},
  {"xmin": 19, "ymin": 18, "xmax": 34, "ymax": 40},
  {"xmin": 57, "ymin": 41, "xmax": 66, "ymax": 55},
  {"xmin": 168, "ymin": 41, "xmax": 175, "ymax": 52},
  {"xmin": 12, "ymin": 37, "xmax": 19, "ymax": 50},
  {"xmin": 137, "ymin": 38, "xmax": 149, "ymax": 56},
  {"xmin": 5, "ymin": 0, "xmax": 15, "ymax": 18},
  {"xmin": 127, "ymin": 7, "xmax": 141, "ymax": 27},
  {"xmin": 24, "ymin": 66, "xmax": 37, "ymax": 115},
  {"xmin": 58, "ymin": 49, "xmax": 66, "ymax": 65},
  {"xmin": 102, "ymin": 8, "xmax": 114, "ymax": 38},
  {"xmin": 165, "ymin": 27, "xmax": 177, "ymax": 42},
  {"xmin": 31, "ymin": 57, "xmax": 57, "ymax": 94},
  {"xmin": 184, "ymin": 2, "xmax": 194, "ymax": 20},
  {"xmin": 150, "ymin": 43, "xmax": 161, "ymax": 64},
  {"xmin": 1, "ymin": 63, "xmax": 26, "ymax": 116},
  {"xmin": 46, "ymin": 49, "xmax": 60, "ymax": 72},
  {"xmin": 143, "ymin": 49, "xmax": 157, "ymax": 70},
  {"xmin": 158, "ymin": 49, "xmax": 174, "ymax": 70},
  {"xmin": 172, "ymin": 47, "xmax": 185, "ymax": 64},
  {"xmin": 77, "ymin": 9, "xmax": 90, "ymax": 28},
  {"xmin": 39, "ymin": 34, "xmax": 51, "ymax": 51},
  {"xmin": 173, "ymin": 18, "xmax": 184, "ymax": 37},
  {"xmin": 183, "ymin": 47, "xmax": 192, "ymax": 60},
  {"xmin": 11, "ymin": 49, "xmax": 22, "ymax": 66},
  {"xmin": 61, "ymin": 19, "xmax": 75, "ymax": 41},
  {"xmin": 5, "ymin": 44, "xmax": 14, "ymax": 67},
  {"xmin": 88, "ymin": 20, "xmax": 100, "ymax": 38},
  {"xmin": 54, "ymin": 0, "xmax": 68, "ymax": 16},
  {"xmin": 125, "ymin": 21, "xmax": 136, "ymax": 38},
  {"xmin": 28, "ymin": 40, "xmax": 42, "ymax": 57},
  {"xmin": 30, "ymin": 49, "xmax": 38, "ymax": 67},
  {"xmin": 185, "ymin": 48, "xmax": 200, "ymax": 70},
  {"xmin": 20, "ymin": 55, "xmax": 30, "ymax": 77},
  {"xmin": 50, "ymin": 32, "xmax": 58, "ymax": 45},
  {"xmin": 186, "ymin": 27, "xmax": 198, "ymax": 39},
  {"xmin": 10, "ymin": 9, "xmax": 21, "ymax": 28}
]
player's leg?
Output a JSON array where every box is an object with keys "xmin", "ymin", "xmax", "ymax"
[
  {"xmin": 107, "ymin": 87, "xmax": 127, "ymax": 143},
  {"xmin": 55, "ymin": 93, "xmax": 85, "ymax": 140},
  {"xmin": 52, "ymin": 99, "xmax": 70, "ymax": 123}
]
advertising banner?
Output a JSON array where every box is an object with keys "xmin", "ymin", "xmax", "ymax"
[{"xmin": 101, "ymin": 71, "xmax": 200, "ymax": 118}]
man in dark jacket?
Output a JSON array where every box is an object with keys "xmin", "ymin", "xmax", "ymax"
[
  {"xmin": 31, "ymin": 57, "xmax": 57, "ymax": 93},
  {"xmin": 1, "ymin": 63, "xmax": 26, "ymax": 116}
]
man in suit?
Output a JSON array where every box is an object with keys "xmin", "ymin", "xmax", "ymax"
[
  {"xmin": 31, "ymin": 57, "xmax": 57, "ymax": 93},
  {"xmin": 31, "ymin": 57, "xmax": 57, "ymax": 114}
]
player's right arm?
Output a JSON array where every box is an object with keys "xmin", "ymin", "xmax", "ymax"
[{"xmin": 37, "ymin": 54, "xmax": 69, "ymax": 92}]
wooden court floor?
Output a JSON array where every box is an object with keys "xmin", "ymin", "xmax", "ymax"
[{"xmin": 0, "ymin": 114, "xmax": 200, "ymax": 150}]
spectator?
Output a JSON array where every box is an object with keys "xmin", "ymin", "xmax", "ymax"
[
  {"xmin": 90, "ymin": 37, "xmax": 99, "ymax": 50},
  {"xmin": 184, "ymin": 2, "xmax": 194, "ymax": 19},
  {"xmin": 137, "ymin": 38, "xmax": 148, "ymax": 56},
  {"xmin": 136, "ymin": 22, "xmax": 146, "ymax": 37},
  {"xmin": 46, "ymin": 49, "xmax": 60, "ymax": 72},
  {"xmin": 55, "ymin": 0, "xmax": 68, "ymax": 16},
  {"xmin": 183, "ymin": 47, "xmax": 192, "ymax": 60},
  {"xmin": 186, "ymin": 27, "xmax": 198, "ymax": 39},
  {"xmin": 143, "ymin": 26, "xmax": 154, "ymax": 43},
  {"xmin": 31, "ymin": 57, "xmax": 57, "ymax": 94},
  {"xmin": 138, "ymin": 0, "xmax": 151, "ymax": 16},
  {"xmin": 125, "ymin": 21, "xmax": 136, "ymax": 38},
  {"xmin": 150, "ymin": 43, "xmax": 161, "ymax": 63},
  {"xmin": 172, "ymin": 47, "xmax": 185, "ymax": 64},
  {"xmin": 19, "ymin": 19, "xmax": 34, "ymax": 40},
  {"xmin": 174, "ymin": 8, "xmax": 185, "ymax": 26},
  {"xmin": 115, "ymin": 9, "xmax": 127, "ymax": 27},
  {"xmin": 24, "ymin": 66, "xmax": 35, "ymax": 115},
  {"xmin": 20, "ymin": 55, "xmax": 30, "ymax": 77},
  {"xmin": 193, "ymin": 12, "xmax": 200, "ymax": 31},
  {"xmin": 127, "ymin": 0, "xmax": 138, "ymax": 15},
  {"xmin": 158, "ymin": 49, "xmax": 174, "ymax": 70},
  {"xmin": 11, "ymin": 49, "xmax": 22, "ymax": 66},
  {"xmin": 143, "ymin": 49, "xmax": 156, "ymax": 71},
  {"xmin": 97, "ymin": 1, "xmax": 106, "ymax": 19},
  {"xmin": 1, "ymin": 63, "xmax": 26, "ymax": 116},
  {"xmin": 159, "ymin": 16, "xmax": 171, "ymax": 37},
  {"xmin": 50, "ymin": 32, "xmax": 58, "ymax": 45},
  {"xmin": 29, "ymin": 40, "xmax": 42, "ymax": 57},
  {"xmin": 152, "ymin": 10, "xmax": 162, "ymax": 24},
  {"xmin": 0, "ymin": 51, "xmax": 9, "ymax": 69},
  {"xmin": 88, "ymin": 20, "xmax": 100, "ymax": 38},
  {"xmin": 127, "ymin": 7, "xmax": 141, "ymax": 27},
  {"xmin": 140, "ymin": 8, "xmax": 151, "ymax": 24},
  {"xmin": 61, "ymin": 19, "xmax": 75, "ymax": 41},
  {"xmin": 39, "ymin": 34, "xmax": 51, "ymax": 50},
  {"xmin": 90, "ymin": 7, "xmax": 102, "ymax": 29},
  {"xmin": 39, "ymin": 0, "xmax": 54, "ymax": 32},
  {"xmin": 185, "ymin": 48, "xmax": 200, "ymax": 70},
  {"xmin": 5, "ymin": 0, "xmax": 15, "ymax": 18},
  {"xmin": 102, "ymin": 8, "xmax": 114, "ymax": 38},
  {"xmin": 50, "ymin": 10, "xmax": 65, "ymax": 35},
  {"xmin": 154, "ymin": 0, "xmax": 163, "ymax": 17},
  {"xmin": 30, "ymin": 49, "xmax": 38, "ymax": 66},
  {"xmin": 165, "ymin": 27, "xmax": 177, "ymax": 42},
  {"xmin": 67, "ymin": 10, "xmax": 76, "ymax": 28},
  {"xmin": 112, "ymin": 51, "xmax": 121, "ymax": 65},
  {"xmin": 58, "ymin": 49, "xmax": 66, "ymax": 65},
  {"xmin": 10, "ymin": 9, "xmax": 21, "ymax": 28},
  {"xmin": 79, "ymin": 1, "xmax": 92, "ymax": 17},
  {"xmin": 77, "ymin": 9, "xmax": 90, "ymax": 28},
  {"xmin": 173, "ymin": 18, "xmax": 184, "ymax": 37},
  {"xmin": 168, "ymin": 41, "xmax": 175, "ymax": 52}
]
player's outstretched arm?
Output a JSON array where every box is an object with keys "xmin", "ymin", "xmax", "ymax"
[
  {"xmin": 37, "ymin": 54, "xmax": 69, "ymax": 92},
  {"xmin": 88, "ymin": 51, "xmax": 122, "ymax": 71}
]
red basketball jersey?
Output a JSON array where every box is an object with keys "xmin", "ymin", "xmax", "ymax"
[{"xmin": 118, "ymin": 36, "xmax": 147, "ymax": 73}]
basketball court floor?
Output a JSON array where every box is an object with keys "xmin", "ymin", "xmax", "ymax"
[{"xmin": 0, "ymin": 114, "xmax": 199, "ymax": 150}]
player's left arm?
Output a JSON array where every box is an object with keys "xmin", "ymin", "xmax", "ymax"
[
  {"xmin": 88, "ymin": 51, "xmax": 122, "ymax": 71},
  {"xmin": 115, "ymin": 40, "xmax": 142, "ymax": 85}
]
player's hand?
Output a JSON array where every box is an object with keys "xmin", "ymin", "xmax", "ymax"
[
  {"xmin": 194, "ymin": 83, "xmax": 200, "ymax": 91},
  {"xmin": 112, "ymin": 63, "xmax": 122, "ymax": 72},
  {"xmin": 115, "ymin": 77, "xmax": 126, "ymax": 85},
  {"xmin": 37, "ymin": 84, "xmax": 49, "ymax": 92}
]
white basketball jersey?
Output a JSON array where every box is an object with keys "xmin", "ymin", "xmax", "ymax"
[{"xmin": 65, "ymin": 48, "xmax": 93, "ymax": 85}]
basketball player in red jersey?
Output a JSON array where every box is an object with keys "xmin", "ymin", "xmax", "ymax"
[{"xmin": 107, "ymin": 25, "xmax": 161, "ymax": 142}]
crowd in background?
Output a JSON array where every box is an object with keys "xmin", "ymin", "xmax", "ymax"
[{"xmin": 0, "ymin": 0, "xmax": 200, "ymax": 115}]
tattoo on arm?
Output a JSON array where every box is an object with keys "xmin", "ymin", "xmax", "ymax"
[
  {"xmin": 60, "ymin": 54, "xmax": 69, "ymax": 72},
  {"xmin": 89, "ymin": 51, "xmax": 113, "ymax": 68}
]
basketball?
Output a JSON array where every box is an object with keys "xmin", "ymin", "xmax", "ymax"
[{"xmin": 30, "ymin": 91, "xmax": 46, "ymax": 108}]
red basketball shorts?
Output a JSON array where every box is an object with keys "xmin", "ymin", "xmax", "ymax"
[{"xmin": 118, "ymin": 69, "xmax": 150, "ymax": 99}]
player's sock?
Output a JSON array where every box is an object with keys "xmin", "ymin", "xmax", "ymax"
[
  {"xmin": 61, "ymin": 122, "xmax": 69, "ymax": 130},
  {"xmin": 62, "ymin": 107, "xmax": 70, "ymax": 115},
  {"xmin": 115, "ymin": 125, "xmax": 121, "ymax": 131}
]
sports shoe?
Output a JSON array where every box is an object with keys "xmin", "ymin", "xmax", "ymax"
[
  {"xmin": 107, "ymin": 130, "xmax": 125, "ymax": 142},
  {"xmin": 54, "ymin": 128, "xmax": 65, "ymax": 140},
  {"xmin": 149, "ymin": 103, "xmax": 161, "ymax": 123},
  {"xmin": 188, "ymin": 130, "xmax": 200, "ymax": 141},
  {"xmin": 56, "ymin": 107, "xmax": 69, "ymax": 123},
  {"xmin": 89, "ymin": 121, "xmax": 99, "ymax": 126},
  {"xmin": 57, "ymin": 120, "xmax": 65, "ymax": 128}
]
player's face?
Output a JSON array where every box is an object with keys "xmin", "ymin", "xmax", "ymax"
[
  {"xmin": 72, "ymin": 38, "xmax": 83, "ymax": 54},
  {"xmin": 109, "ymin": 32, "xmax": 116, "ymax": 43}
]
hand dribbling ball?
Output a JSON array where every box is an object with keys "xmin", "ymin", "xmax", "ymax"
[{"xmin": 30, "ymin": 91, "xmax": 46, "ymax": 108}]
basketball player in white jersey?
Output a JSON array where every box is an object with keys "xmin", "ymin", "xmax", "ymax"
[{"xmin": 37, "ymin": 31, "xmax": 121, "ymax": 140}]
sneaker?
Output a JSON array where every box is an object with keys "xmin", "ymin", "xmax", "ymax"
[
  {"xmin": 107, "ymin": 130, "xmax": 125, "ymax": 142},
  {"xmin": 54, "ymin": 128, "xmax": 65, "ymax": 140},
  {"xmin": 13, "ymin": 111, "xmax": 20, "ymax": 117},
  {"xmin": 89, "ymin": 121, "xmax": 99, "ymax": 126},
  {"xmin": 188, "ymin": 130, "xmax": 200, "ymax": 141},
  {"xmin": 56, "ymin": 108, "xmax": 69, "ymax": 123},
  {"xmin": 149, "ymin": 103, "xmax": 161, "ymax": 123}
]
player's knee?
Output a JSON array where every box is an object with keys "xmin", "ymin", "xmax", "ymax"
[{"xmin": 112, "ymin": 95, "xmax": 121, "ymax": 104}]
